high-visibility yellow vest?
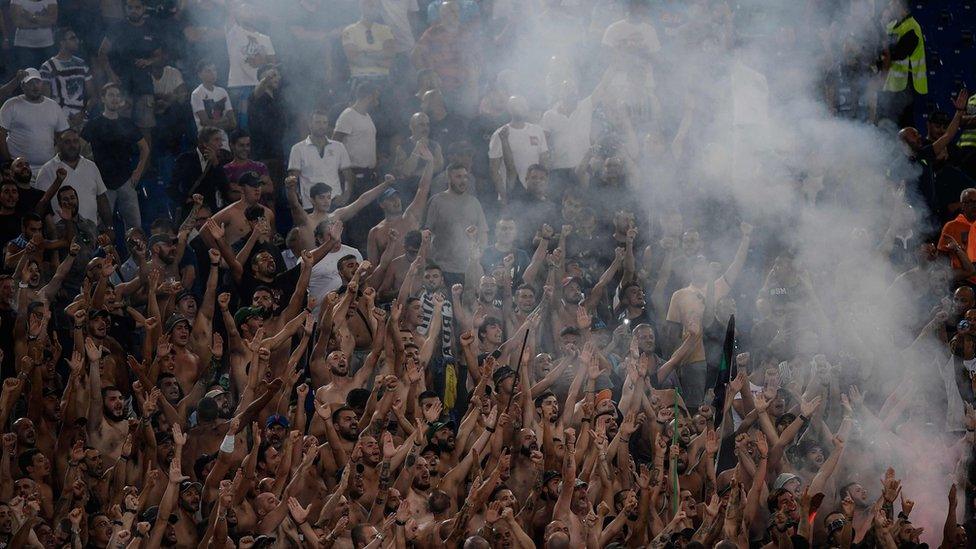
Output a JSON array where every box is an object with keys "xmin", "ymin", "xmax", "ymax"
[
  {"xmin": 960, "ymin": 96, "xmax": 976, "ymax": 148},
  {"xmin": 884, "ymin": 16, "xmax": 928, "ymax": 94}
]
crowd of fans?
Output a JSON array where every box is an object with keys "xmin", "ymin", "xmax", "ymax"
[{"xmin": 0, "ymin": 0, "xmax": 973, "ymax": 547}]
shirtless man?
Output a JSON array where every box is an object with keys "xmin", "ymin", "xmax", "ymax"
[
  {"xmin": 312, "ymin": 350, "xmax": 378, "ymax": 408},
  {"xmin": 165, "ymin": 314, "xmax": 202, "ymax": 395},
  {"xmin": 285, "ymin": 174, "xmax": 397, "ymax": 251},
  {"xmin": 211, "ymin": 172, "xmax": 275, "ymax": 247},
  {"xmin": 84, "ymin": 338, "xmax": 130, "ymax": 460},
  {"xmin": 378, "ymin": 230, "xmax": 421, "ymax": 302},
  {"xmin": 366, "ymin": 148, "xmax": 433, "ymax": 264}
]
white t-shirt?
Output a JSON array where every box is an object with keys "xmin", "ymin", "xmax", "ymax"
[
  {"xmin": 287, "ymin": 137, "xmax": 352, "ymax": 209},
  {"xmin": 226, "ymin": 23, "xmax": 276, "ymax": 88},
  {"xmin": 334, "ymin": 107, "xmax": 377, "ymax": 169},
  {"xmin": 152, "ymin": 66, "xmax": 184, "ymax": 97},
  {"xmin": 379, "ymin": 0, "xmax": 419, "ymax": 53},
  {"xmin": 0, "ymin": 95, "xmax": 69, "ymax": 170},
  {"xmin": 12, "ymin": 0, "xmax": 56, "ymax": 48},
  {"xmin": 541, "ymin": 97, "xmax": 593, "ymax": 170},
  {"xmin": 309, "ymin": 244, "xmax": 362, "ymax": 310},
  {"xmin": 602, "ymin": 18, "xmax": 661, "ymax": 87},
  {"xmin": 34, "ymin": 155, "xmax": 108, "ymax": 223},
  {"xmin": 487, "ymin": 122, "xmax": 548, "ymax": 189},
  {"xmin": 190, "ymin": 84, "xmax": 233, "ymax": 148}
]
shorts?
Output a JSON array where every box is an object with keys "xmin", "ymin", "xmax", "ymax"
[{"xmin": 132, "ymin": 94, "xmax": 156, "ymax": 129}]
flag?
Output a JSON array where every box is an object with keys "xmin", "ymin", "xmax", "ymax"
[{"xmin": 711, "ymin": 315, "xmax": 736, "ymax": 428}]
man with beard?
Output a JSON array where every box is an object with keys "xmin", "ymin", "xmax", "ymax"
[
  {"xmin": 0, "ymin": 68, "xmax": 69, "ymax": 170},
  {"xmin": 147, "ymin": 233, "xmax": 189, "ymax": 289},
  {"xmin": 34, "ymin": 129, "xmax": 112, "ymax": 228},
  {"xmin": 2, "ymin": 157, "xmax": 44, "ymax": 215},
  {"xmin": 403, "ymin": 455, "xmax": 435, "ymax": 523},
  {"xmin": 665, "ymin": 223, "xmax": 752, "ymax": 407},
  {"xmin": 0, "ymin": 181, "xmax": 21, "ymax": 244},
  {"xmin": 172, "ymin": 479, "xmax": 202, "ymax": 545},
  {"xmin": 84, "ymin": 336, "xmax": 130, "ymax": 460},
  {"xmin": 507, "ymin": 428, "xmax": 545, "ymax": 502},
  {"xmin": 184, "ymin": 372, "xmax": 283, "ymax": 469},
  {"xmin": 312, "ymin": 350, "xmax": 378, "ymax": 409}
]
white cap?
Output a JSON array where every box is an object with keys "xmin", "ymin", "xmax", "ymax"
[{"xmin": 21, "ymin": 68, "xmax": 42, "ymax": 84}]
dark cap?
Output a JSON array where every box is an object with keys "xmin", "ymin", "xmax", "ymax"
[
  {"xmin": 147, "ymin": 233, "xmax": 176, "ymax": 249},
  {"xmin": 492, "ymin": 366, "xmax": 516, "ymax": 385},
  {"xmin": 265, "ymin": 413, "xmax": 289, "ymax": 428},
  {"xmin": 179, "ymin": 480, "xmax": 202, "ymax": 494},
  {"xmin": 425, "ymin": 420, "xmax": 456, "ymax": 441},
  {"xmin": 234, "ymin": 306, "xmax": 267, "ymax": 327},
  {"xmin": 140, "ymin": 506, "xmax": 177, "ymax": 524},
  {"xmin": 88, "ymin": 309, "xmax": 111, "ymax": 320},
  {"xmin": 239, "ymin": 171, "xmax": 262, "ymax": 187},
  {"xmin": 164, "ymin": 314, "xmax": 190, "ymax": 333},
  {"xmin": 379, "ymin": 187, "xmax": 399, "ymax": 202},
  {"xmin": 175, "ymin": 290, "xmax": 198, "ymax": 304},
  {"xmin": 251, "ymin": 535, "xmax": 277, "ymax": 549},
  {"xmin": 542, "ymin": 470, "xmax": 561, "ymax": 485}
]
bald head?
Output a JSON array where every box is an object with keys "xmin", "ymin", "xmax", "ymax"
[
  {"xmin": 898, "ymin": 127, "xmax": 922, "ymax": 151},
  {"xmin": 507, "ymin": 95, "xmax": 529, "ymax": 121},
  {"xmin": 463, "ymin": 536, "xmax": 490, "ymax": 549},
  {"xmin": 545, "ymin": 532, "xmax": 570, "ymax": 549}
]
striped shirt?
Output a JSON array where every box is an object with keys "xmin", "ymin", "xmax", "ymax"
[{"xmin": 39, "ymin": 56, "xmax": 92, "ymax": 115}]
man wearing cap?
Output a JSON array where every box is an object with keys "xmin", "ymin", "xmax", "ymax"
[
  {"xmin": 0, "ymin": 67, "xmax": 69, "ymax": 171},
  {"xmin": 264, "ymin": 413, "xmax": 289, "ymax": 449},
  {"xmin": 162, "ymin": 313, "xmax": 202, "ymax": 392},
  {"xmin": 365, "ymin": 147, "xmax": 433, "ymax": 264},
  {"xmin": 212, "ymin": 169, "xmax": 275, "ymax": 247},
  {"xmin": 147, "ymin": 232, "xmax": 185, "ymax": 284}
]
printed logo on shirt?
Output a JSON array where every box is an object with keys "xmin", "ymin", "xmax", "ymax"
[{"xmin": 529, "ymin": 136, "xmax": 539, "ymax": 146}]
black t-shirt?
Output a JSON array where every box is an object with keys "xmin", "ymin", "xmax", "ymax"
[
  {"xmin": 107, "ymin": 20, "xmax": 161, "ymax": 96},
  {"xmin": 0, "ymin": 214, "xmax": 20, "ymax": 247},
  {"xmin": 15, "ymin": 186, "xmax": 46, "ymax": 216},
  {"xmin": 82, "ymin": 115, "xmax": 142, "ymax": 190}
]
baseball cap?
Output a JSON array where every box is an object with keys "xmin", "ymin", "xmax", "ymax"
[
  {"xmin": 88, "ymin": 309, "xmax": 111, "ymax": 320},
  {"xmin": 773, "ymin": 472, "xmax": 801, "ymax": 491},
  {"xmin": 239, "ymin": 171, "xmax": 262, "ymax": 187},
  {"xmin": 21, "ymin": 68, "xmax": 42, "ymax": 84},
  {"xmin": 234, "ymin": 306, "xmax": 267, "ymax": 327},
  {"xmin": 425, "ymin": 420, "xmax": 456, "ymax": 441},
  {"xmin": 175, "ymin": 290, "xmax": 198, "ymax": 304},
  {"xmin": 379, "ymin": 187, "xmax": 399, "ymax": 202},
  {"xmin": 204, "ymin": 388, "xmax": 227, "ymax": 400},
  {"xmin": 266, "ymin": 413, "xmax": 289, "ymax": 429},
  {"xmin": 148, "ymin": 233, "xmax": 177, "ymax": 248},
  {"xmin": 164, "ymin": 314, "xmax": 190, "ymax": 333},
  {"xmin": 542, "ymin": 470, "xmax": 561, "ymax": 485},
  {"xmin": 492, "ymin": 366, "xmax": 516, "ymax": 385},
  {"xmin": 179, "ymin": 480, "xmax": 202, "ymax": 494}
]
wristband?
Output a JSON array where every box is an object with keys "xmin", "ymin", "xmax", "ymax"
[
  {"xmin": 485, "ymin": 426, "xmax": 496, "ymax": 433},
  {"xmin": 395, "ymin": 519, "xmax": 406, "ymax": 526},
  {"xmin": 897, "ymin": 511, "xmax": 908, "ymax": 520},
  {"xmin": 220, "ymin": 434, "xmax": 235, "ymax": 453},
  {"xmin": 581, "ymin": 418, "xmax": 591, "ymax": 423},
  {"xmin": 799, "ymin": 415, "xmax": 810, "ymax": 423}
]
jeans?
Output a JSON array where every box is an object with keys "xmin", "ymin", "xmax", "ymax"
[{"xmin": 106, "ymin": 181, "xmax": 142, "ymax": 232}]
